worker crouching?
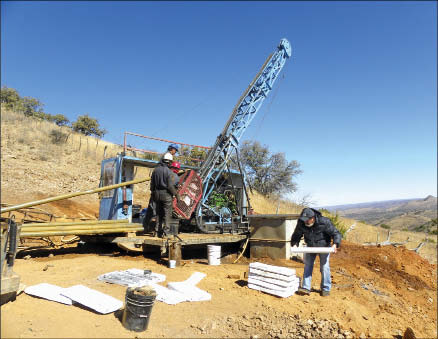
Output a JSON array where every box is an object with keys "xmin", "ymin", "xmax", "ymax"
[{"xmin": 291, "ymin": 208, "xmax": 341, "ymax": 297}]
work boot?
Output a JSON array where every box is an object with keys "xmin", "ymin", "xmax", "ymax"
[
  {"xmin": 321, "ymin": 290, "xmax": 330, "ymax": 297},
  {"xmin": 296, "ymin": 287, "xmax": 311, "ymax": 296}
]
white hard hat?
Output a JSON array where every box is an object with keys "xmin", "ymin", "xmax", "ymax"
[{"xmin": 163, "ymin": 152, "xmax": 173, "ymax": 162}]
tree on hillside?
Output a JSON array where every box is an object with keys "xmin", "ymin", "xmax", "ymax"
[
  {"xmin": 179, "ymin": 146, "xmax": 208, "ymax": 166},
  {"xmin": 237, "ymin": 140, "xmax": 302, "ymax": 196},
  {"xmin": 50, "ymin": 114, "xmax": 70, "ymax": 126},
  {"xmin": 0, "ymin": 87, "xmax": 44, "ymax": 117},
  {"xmin": 0, "ymin": 86, "xmax": 20, "ymax": 110},
  {"xmin": 20, "ymin": 96, "xmax": 44, "ymax": 117},
  {"xmin": 72, "ymin": 114, "xmax": 107, "ymax": 138}
]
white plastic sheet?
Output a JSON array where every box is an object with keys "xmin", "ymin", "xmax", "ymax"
[
  {"xmin": 167, "ymin": 283, "xmax": 211, "ymax": 302},
  {"xmin": 61, "ymin": 285, "xmax": 123, "ymax": 314},
  {"xmin": 25, "ymin": 283, "xmax": 72, "ymax": 305},
  {"xmin": 152, "ymin": 272, "xmax": 211, "ymax": 305},
  {"xmin": 149, "ymin": 283, "xmax": 187, "ymax": 305}
]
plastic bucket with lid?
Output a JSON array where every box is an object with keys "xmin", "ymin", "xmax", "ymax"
[{"xmin": 121, "ymin": 286, "xmax": 157, "ymax": 332}]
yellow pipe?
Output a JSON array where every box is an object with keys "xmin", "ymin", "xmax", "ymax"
[
  {"xmin": 21, "ymin": 227, "xmax": 144, "ymax": 237},
  {"xmin": 21, "ymin": 219, "xmax": 129, "ymax": 228},
  {"xmin": 1, "ymin": 177, "xmax": 150, "ymax": 213},
  {"xmin": 21, "ymin": 224, "xmax": 142, "ymax": 232}
]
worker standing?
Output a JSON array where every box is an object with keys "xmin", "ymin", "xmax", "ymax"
[
  {"xmin": 162, "ymin": 143, "xmax": 179, "ymax": 161},
  {"xmin": 170, "ymin": 161, "xmax": 182, "ymax": 188},
  {"xmin": 291, "ymin": 208, "xmax": 341, "ymax": 297},
  {"xmin": 143, "ymin": 146, "xmax": 180, "ymax": 233},
  {"xmin": 150, "ymin": 153, "xmax": 179, "ymax": 238}
]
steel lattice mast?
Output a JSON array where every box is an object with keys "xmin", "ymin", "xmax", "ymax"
[{"xmin": 198, "ymin": 39, "xmax": 292, "ymax": 209}]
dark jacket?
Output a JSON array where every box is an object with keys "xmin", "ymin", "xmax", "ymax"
[
  {"xmin": 170, "ymin": 171, "xmax": 180, "ymax": 189},
  {"xmin": 150, "ymin": 161, "xmax": 177, "ymax": 196},
  {"xmin": 291, "ymin": 208, "xmax": 341, "ymax": 248}
]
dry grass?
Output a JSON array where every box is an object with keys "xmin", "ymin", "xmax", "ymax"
[
  {"xmin": 1, "ymin": 108, "xmax": 137, "ymax": 162},
  {"xmin": 249, "ymin": 191, "xmax": 302, "ymax": 214}
]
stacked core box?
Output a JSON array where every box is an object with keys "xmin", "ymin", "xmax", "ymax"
[{"xmin": 248, "ymin": 262, "xmax": 300, "ymax": 298}]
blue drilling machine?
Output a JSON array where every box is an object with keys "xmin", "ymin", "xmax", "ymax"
[{"xmin": 97, "ymin": 39, "xmax": 292, "ymax": 235}]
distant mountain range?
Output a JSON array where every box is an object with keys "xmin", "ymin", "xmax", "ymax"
[{"xmin": 323, "ymin": 195, "xmax": 437, "ymax": 233}]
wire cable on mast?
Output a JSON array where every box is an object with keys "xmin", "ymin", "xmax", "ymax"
[{"xmin": 250, "ymin": 71, "xmax": 287, "ymax": 141}]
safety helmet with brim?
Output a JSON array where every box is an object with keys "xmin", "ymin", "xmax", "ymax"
[{"xmin": 168, "ymin": 144, "xmax": 180, "ymax": 153}]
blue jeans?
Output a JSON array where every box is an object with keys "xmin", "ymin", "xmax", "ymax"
[{"xmin": 302, "ymin": 253, "xmax": 331, "ymax": 292}]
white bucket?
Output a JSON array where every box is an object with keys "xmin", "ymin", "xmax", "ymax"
[
  {"xmin": 207, "ymin": 245, "xmax": 221, "ymax": 266},
  {"xmin": 168, "ymin": 260, "xmax": 176, "ymax": 269}
]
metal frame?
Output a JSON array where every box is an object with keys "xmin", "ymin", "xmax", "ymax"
[{"xmin": 196, "ymin": 39, "xmax": 292, "ymax": 232}]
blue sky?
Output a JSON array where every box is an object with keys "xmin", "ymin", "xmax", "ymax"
[{"xmin": 1, "ymin": 1, "xmax": 436, "ymax": 206}]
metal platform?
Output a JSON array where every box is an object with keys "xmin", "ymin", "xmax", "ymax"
[
  {"xmin": 81, "ymin": 230, "xmax": 248, "ymax": 246},
  {"xmin": 80, "ymin": 226, "xmax": 249, "ymax": 266}
]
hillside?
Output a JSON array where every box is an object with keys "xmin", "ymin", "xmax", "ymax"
[
  {"xmin": 326, "ymin": 196, "xmax": 437, "ymax": 233},
  {"xmin": 0, "ymin": 109, "xmax": 301, "ymax": 218}
]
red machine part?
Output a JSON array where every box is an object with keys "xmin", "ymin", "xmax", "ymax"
[{"xmin": 173, "ymin": 170, "xmax": 203, "ymax": 219}]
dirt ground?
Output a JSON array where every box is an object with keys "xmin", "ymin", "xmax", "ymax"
[{"xmin": 1, "ymin": 241, "xmax": 436, "ymax": 339}]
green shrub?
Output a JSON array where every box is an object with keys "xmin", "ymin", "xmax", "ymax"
[
  {"xmin": 72, "ymin": 114, "xmax": 106, "ymax": 138},
  {"xmin": 141, "ymin": 152, "xmax": 161, "ymax": 161},
  {"xmin": 38, "ymin": 154, "xmax": 49, "ymax": 161},
  {"xmin": 414, "ymin": 224, "xmax": 426, "ymax": 232},
  {"xmin": 50, "ymin": 114, "xmax": 70, "ymax": 126},
  {"xmin": 208, "ymin": 191, "xmax": 237, "ymax": 214},
  {"xmin": 49, "ymin": 129, "xmax": 68, "ymax": 144},
  {"xmin": 380, "ymin": 224, "xmax": 390, "ymax": 229},
  {"xmin": 322, "ymin": 210, "xmax": 348, "ymax": 239}
]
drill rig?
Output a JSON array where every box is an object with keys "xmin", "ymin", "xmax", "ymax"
[
  {"xmin": 96, "ymin": 38, "xmax": 291, "ymax": 235},
  {"xmin": 174, "ymin": 38, "xmax": 291, "ymax": 234}
]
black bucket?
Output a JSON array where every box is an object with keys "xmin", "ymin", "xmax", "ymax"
[{"xmin": 121, "ymin": 286, "xmax": 157, "ymax": 332}]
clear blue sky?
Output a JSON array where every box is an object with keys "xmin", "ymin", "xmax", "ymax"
[{"xmin": 2, "ymin": 1, "xmax": 436, "ymax": 206}]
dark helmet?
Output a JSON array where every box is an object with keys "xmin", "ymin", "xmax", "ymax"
[{"xmin": 168, "ymin": 143, "xmax": 180, "ymax": 153}]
